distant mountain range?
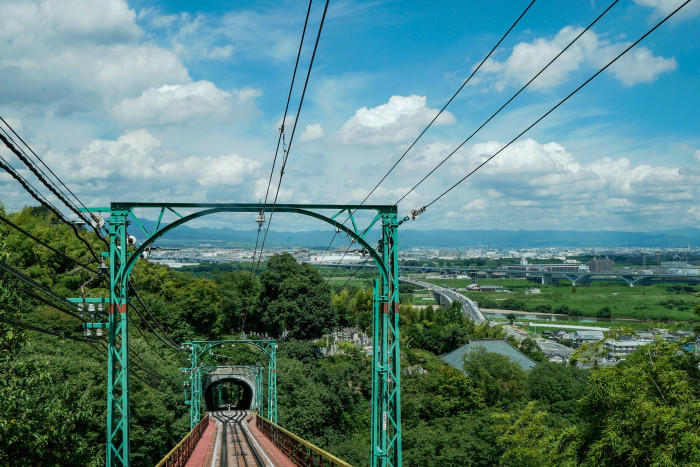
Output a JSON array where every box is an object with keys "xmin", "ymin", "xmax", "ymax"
[{"xmin": 133, "ymin": 221, "xmax": 699, "ymax": 248}]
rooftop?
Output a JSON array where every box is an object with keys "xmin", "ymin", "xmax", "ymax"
[{"xmin": 441, "ymin": 338, "xmax": 537, "ymax": 372}]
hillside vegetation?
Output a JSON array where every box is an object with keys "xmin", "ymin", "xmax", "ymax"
[{"xmin": 1, "ymin": 205, "xmax": 699, "ymax": 466}]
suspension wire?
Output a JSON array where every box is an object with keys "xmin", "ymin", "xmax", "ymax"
[
  {"xmin": 249, "ymin": 0, "xmax": 315, "ymax": 278},
  {"xmin": 317, "ymin": 0, "xmax": 537, "ymax": 278},
  {"xmin": 0, "ymin": 214, "xmax": 98, "ymax": 273},
  {"xmin": 0, "ymin": 315, "xmax": 93, "ymax": 343},
  {"xmin": 0, "ymin": 260, "xmax": 84, "ymax": 318},
  {"xmin": 395, "ymin": 0, "xmax": 620, "ymax": 205},
  {"xmin": 0, "ymin": 129, "xmax": 108, "ymax": 265},
  {"xmin": 0, "ymin": 132, "xmax": 93, "ymax": 228},
  {"xmin": 1, "ymin": 197, "xmax": 179, "ymax": 359},
  {"xmin": 128, "ymin": 311, "xmax": 172, "ymax": 364},
  {"xmin": 360, "ymin": 0, "xmax": 537, "ymax": 207},
  {"xmin": 129, "ymin": 284, "xmax": 183, "ymax": 352},
  {"xmin": 0, "ymin": 154, "xmax": 66, "ymax": 215},
  {"xmin": 0, "ymin": 121, "xmax": 109, "ymax": 244},
  {"xmin": 0, "ymin": 116, "xmax": 93, "ymax": 220},
  {"xmin": 253, "ymin": 0, "xmax": 330, "ymax": 277},
  {"xmin": 0, "ymin": 154, "xmax": 101, "ymax": 262},
  {"xmin": 416, "ymin": 0, "xmax": 691, "ymax": 213},
  {"xmin": 17, "ymin": 286, "xmax": 85, "ymax": 322}
]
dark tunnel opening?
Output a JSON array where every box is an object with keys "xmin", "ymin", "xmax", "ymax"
[{"xmin": 204, "ymin": 378, "xmax": 254, "ymax": 411}]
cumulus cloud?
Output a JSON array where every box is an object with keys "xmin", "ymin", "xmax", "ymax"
[
  {"xmin": 0, "ymin": 0, "xmax": 193, "ymax": 114},
  {"xmin": 300, "ymin": 124, "xmax": 325, "ymax": 142},
  {"xmin": 111, "ymin": 81, "xmax": 259, "ymax": 126},
  {"xmin": 160, "ymin": 154, "xmax": 260, "ymax": 186},
  {"xmin": 479, "ymin": 26, "xmax": 676, "ymax": 90},
  {"xmin": 695, "ymin": 149, "xmax": 700, "ymax": 161},
  {"xmin": 633, "ymin": 0, "xmax": 700, "ymax": 19},
  {"xmin": 42, "ymin": 130, "xmax": 261, "ymax": 195},
  {"xmin": 454, "ymin": 138, "xmax": 699, "ymax": 212},
  {"xmin": 339, "ymin": 95, "xmax": 455, "ymax": 144}
]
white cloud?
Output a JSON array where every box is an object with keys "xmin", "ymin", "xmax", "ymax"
[
  {"xmin": 608, "ymin": 47, "xmax": 677, "ymax": 86},
  {"xmin": 454, "ymin": 139, "xmax": 699, "ymax": 213},
  {"xmin": 111, "ymin": 81, "xmax": 258, "ymax": 126},
  {"xmin": 254, "ymin": 178, "xmax": 293, "ymax": 202},
  {"xmin": 339, "ymin": 95, "xmax": 455, "ymax": 144},
  {"xmin": 462, "ymin": 198, "xmax": 488, "ymax": 211},
  {"xmin": 300, "ymin": 124, "xmax": 325, "ymax": 142},
  {"xmin": 0, "ymin": 0, "xmax": 191, "ymax": 114},
  {"xmin": 479, "ymin": 26, "xmax": 676, "ymax": 90},
  {"xmin": 43, "ymin": 130, "xmax": 261, "ymax": 194},
  {"xmin": 161, "ymin": 154, "xmax": 260, "ymax": 186},
  {"xmin": 205, "ymin": 45, "xmax": 235, "ymax": 59},
  {"xmin": 633, "ymin": 0, "xmax": 700, "ymax": 19},
  {"xmin": 694, "ymin": 149, "xmax": 700, "ymax": 161}
]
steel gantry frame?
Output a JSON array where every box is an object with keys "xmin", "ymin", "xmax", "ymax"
[
  {"xmin": 182, "ymin": 340, "xmax": 276, "ymax": 428},
  {"xmin": 80, "ymin": 202, "xmax": 401, "ymax": 467}
]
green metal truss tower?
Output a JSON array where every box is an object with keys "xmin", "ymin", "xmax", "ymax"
[
  {"xmin": 80, "ymin": 202, "xmax": 402, "ymax": 467},
  {"xmin": 182, "ymin": 340, "xmax": 277, "ymax": 428}
]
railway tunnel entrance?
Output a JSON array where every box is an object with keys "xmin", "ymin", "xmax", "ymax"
[{"xmin": 204, "ymin": 378, "xmax": 255, "ymax": 411}]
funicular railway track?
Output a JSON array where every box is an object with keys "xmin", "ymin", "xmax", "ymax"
[{"xmin": 211, "ymin": 410, "xmax": 266, "ymax": 467}]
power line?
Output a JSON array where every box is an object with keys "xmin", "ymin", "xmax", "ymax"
[
  {"xmin": 0, "ymin": 315, "xmax": 92, "ymax": 343},
  {"xmin": 249, "ymin": 0, "xmax": 314, "ymax": 278},
  {"xmin": 416, "ymin": 0, "xmax": 692, "ymax": 213},
  {"xmin": 129, "ymin": 283, "xmax": 183, "ymax": 352},
  {"xmin": 359, "ymin": 0, "xmax": 537, "ymax": 207},
  {"xmin": 316, "ymin": 0, "xmax": 537, "ymax": 276},
  {"xmin": 0, "ymin": 120, "xmax": 109, "ymax": 244},
  {"xmin": 395, "ymin": 0, "xmax": 620, "ymax": 205},
  {"xmin": 0, "ymin": 131, "xmax": 92, "ymax": 228},
  {"xmin": 0, "ymin": 153, "xmax": 101, "ymax": 262},
  {"xmin": 0, "ymin": 213, "xmax": 98, "ymax": 273},
  {"xmin": 0, "ymin": 116, "xmax": 94, "ymax": 222},
  {"xmin": 253, "ymin": 0, "xmax": 330, "ymax": 276},
  {"xmin": 0, "ymin": 259, "xmax": 84, "ymax": 319}
]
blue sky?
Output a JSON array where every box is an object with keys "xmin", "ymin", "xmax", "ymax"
[{"xmin": 0, "ymin": 0, "xmax": 698, "ymax": 234}]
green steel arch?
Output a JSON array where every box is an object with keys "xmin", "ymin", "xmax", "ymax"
[
  {"xmin": 81, "ymin": 202, "xmax": 401, "ymax": 467},
  {"xmin": 182, "ymin": 340, "xmax": 276, "ymax": 427}
]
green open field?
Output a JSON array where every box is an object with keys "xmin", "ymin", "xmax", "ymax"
[{"xmin": 420, "ymin": 278, "xmax": 699, "ymax": 322}]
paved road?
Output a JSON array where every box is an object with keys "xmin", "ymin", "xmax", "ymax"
[{"xmin": 400, "ymin": 277, "xmax": 486, "ymax": 323}]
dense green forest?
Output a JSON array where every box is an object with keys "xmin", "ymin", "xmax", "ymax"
[{"xmin": 1, "ymin": 205, "xmax": 699, "ymax": 466}]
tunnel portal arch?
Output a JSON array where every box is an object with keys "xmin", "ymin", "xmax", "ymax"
[{"xmin": 204, "ymin": 376, "xmax": 256, "ymax": 411}]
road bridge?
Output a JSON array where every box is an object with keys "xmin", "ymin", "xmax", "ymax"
[
  {"xmin": 400, "ymin": 277, "xmax": 486, "ymax": 324},
  {"xmin": 328, "ymin": 263, "xmax": 699, "ymax": 287}
]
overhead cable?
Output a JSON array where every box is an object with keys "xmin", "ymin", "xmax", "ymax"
[
  {"xmin": 0, "ymin": 214, "xmax": 98, "ymax": 273},
  {"xmin": 250, "ymin": 0, "xmax": 314, "ymax": 278},
  {"xmin": 395, "ymin": 0, "xmax": 620, "ymax": 205},
  {"xmin": 413, "ymin": 0, "xmax": 692, "ymax": 214},
  {"xmin": 316, "ymin": 0, "xmax": 537, "ymax": 277},
  {"xmin": 253, "ymin": 0, "xmax": 330, "ymax": 275},
  {"xmin": 0, "ymin": 315, "xmax": 92, "ymax": 343}
]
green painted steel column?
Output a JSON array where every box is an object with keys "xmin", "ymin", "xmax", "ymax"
[
  {"xmin": 267, "ymin": 344, "xmax": 277, "ymax": 423},
  {"xmin": 189, "ymin": 345, "xmax": 201, "ymax": 429},
  {"xmin": 107, "ymin": 209, "xmax": 131, "ymax": 466},
  {"xmin": 256, "ymin": 364, "xmax": 264, "ymax": 417},
  {"xmin": 371, "ymin": 279, "xmax": 380, "ymax": 465},
  {"xmin": 387, "ymin": 213, "xmax": 402, "ymax": 467},
  {"xmin": 371, "ymin": 210, "xmax": 401, "ymax": 467}
]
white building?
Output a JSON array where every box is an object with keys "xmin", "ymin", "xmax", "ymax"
[{"xmin": 604, "ymin": 339, "xmax": 649, "ymax": 358}]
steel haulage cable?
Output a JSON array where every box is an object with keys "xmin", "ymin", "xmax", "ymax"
[
  {"xmin": 412, "ymin": 0, "xmax": 693, "ymax": 216},
  {"xmin": 395, "ymin": 0, "xmax": 621, "ymax": 206},
  {"xmin": 253, "ymin": 0, "xmax": 330, "ymax": 276},
  {"xmin": 249, "ymin": 0, "xmax": 314, "ymax": 278},
  {"xmin": 317, "ymin": 0, "xmax": 539, "ymax": 273}
]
